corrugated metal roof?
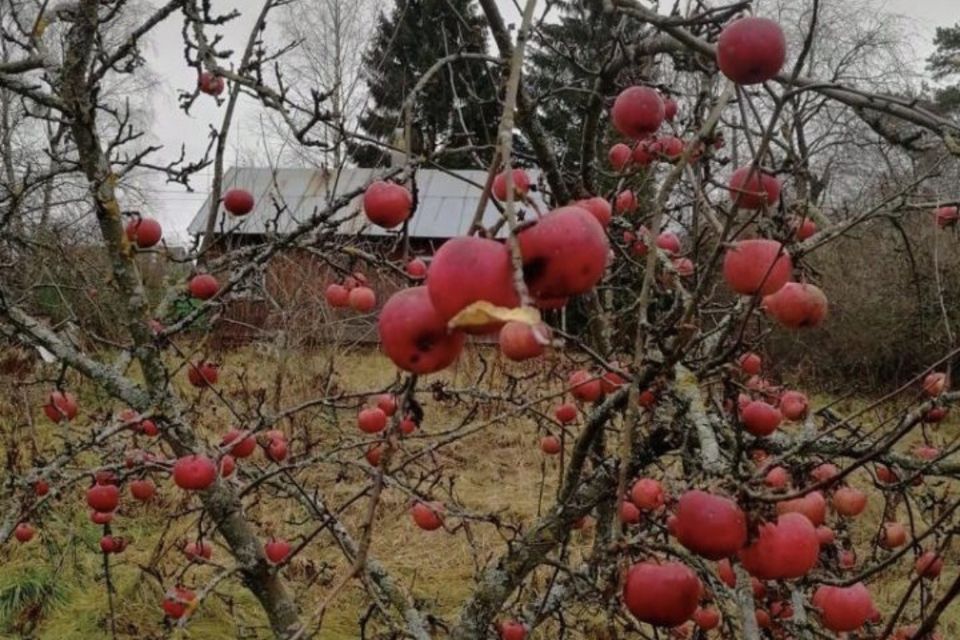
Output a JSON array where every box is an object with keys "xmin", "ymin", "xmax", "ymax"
[{"xmin": 187, "ymin": 167, "xmax": 546, "ymax": 239}]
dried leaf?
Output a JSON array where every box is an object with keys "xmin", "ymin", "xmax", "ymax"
[{"xmin": 448, "ymin": 301, "xmax": 541, "ymax": 329}]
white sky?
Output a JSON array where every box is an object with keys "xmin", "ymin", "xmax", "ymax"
[{"xmin": 134, "ymin": 0, "xmax": 960, "ymax": 243}]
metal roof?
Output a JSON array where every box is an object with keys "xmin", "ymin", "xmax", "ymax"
[{"xmin": 187, "ymin": 167, "xmax": 546, "ymax": 239}]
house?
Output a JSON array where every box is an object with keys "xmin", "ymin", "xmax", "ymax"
[{"xmin": 187, "ymin": 167, "xmax": 545, "ymax": 347}]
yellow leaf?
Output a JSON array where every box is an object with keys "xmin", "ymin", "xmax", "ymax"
[
  {"xmin": 33, "ymin": 16, "xmax": 48, "ymax": 38},
  {"xmin": 448, "ymin": 301, "xmax": 541, "ymax": 330}
]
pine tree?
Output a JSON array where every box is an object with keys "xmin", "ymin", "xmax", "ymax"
[
  {"xmin": 927, "ymin": 23, "xmax": 960, "ymax": 113},
  {"xmin": 350, "ymin": 0, "xmax": 499, "ymax": 169}
]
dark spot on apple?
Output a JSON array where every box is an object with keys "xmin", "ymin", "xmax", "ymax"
[
  {"xmin": 415, "ymin": 334, "xmax": 434, "ymax": 353},
  {"xmin": 523, "ymin": 257, "xmax": 546, "ymax": 286}
]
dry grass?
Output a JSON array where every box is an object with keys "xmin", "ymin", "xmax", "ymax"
[{"xmin": 0, "ymin": 346, "xmax": 957, "ymax": 639}]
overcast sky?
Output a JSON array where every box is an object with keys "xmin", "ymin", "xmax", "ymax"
[{"xmin": 135, "ymin": 0, "xmax": 960, "ymax": 243}]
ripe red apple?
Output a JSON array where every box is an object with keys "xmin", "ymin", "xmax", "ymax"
[
  {"xmin": 358, "ymin": 407, "xmax": 387, "ymax": 434},
  {"xmin": 693, "ymin": 607, "xmax": 720, "ymax": 630},
  {"xmin": 223, "ymin": 189, "xmax": 254, "ymax": 216},
  {"xmin": 777, "ymin": 490, "xmax": 826, "ymax": 526},
  {"xmin": 739, "ymin": 513, "xmax": 819, "ymax": 579},
  {"xmin": 723, "ymin": 239, "xmax": 792, "ymax": 295},
  {"xmin": 663, "ymin": 97, "xmax": 679, "ymax": 122},
  {"xmin": 574, "ymin": 197, "xmax": 612, "ymax": 228},
  {"xmin": 611, "ymin": 86, "xmax": 665, "ymax": 138},
  {"xmin": 738, "ymin": 352, "xmax": 762, "ymax": 375},
  {"xmin": 498, "ymin": 620, "xmax": 527, "ymax": 640},
  {"xmin": 813, "ymin": 583, "xmax": 877, "ymax": 633},
  {"xmin": 100, "ymin": 535, "xmax": 127, "ymax": 554},
  {"xmin": 608, "ymin": 143, "xmax": 633, "ymax": 171},
  {"xmin": 264, "ymin": 537, "xmax": 292, "ymax": 564},
  {"xmin": 411, "ymin": 501, "xmax": 444, "ymax": 531},
  {"xmin": 792, "ymin": 216, "xmax": 817, "ymax": 241},
  {"xmin": 124, "ymin": 217, "xmax": 163, "ymax": 248},
  {"xmin": 833, "ymin": 486, "xmax": 868, "ymax": 517},
  {"xmin": 630, "ymin": 478, "xmax": 665, "ymax": 510},
  {"xmin": 622, "ymin": 561, "xmax": 701, "ymax": 627},
  {"xmin": 325, "ymin": 283, "xmax": 350, "ymax": 308},
  {"xmin": 184, "ymin": 540, "xmax": 213, "ymax": 560},
  {"xmin": 162, "ymin": 586, "xmax": 196, "ymax": 619},
  {"xmin": 173, "ymin": 455, "xmax": 217, "ymax": 491},
  {"xmin": 765, "ymin": 466, "xmax": 790, "ymax": 489},
  {"xmin": 924, "ymin": 406, "xmax": 948, "ymax": 423},
  {"xmin": 34, "ymin": 479, "xmax": 49, "ymax": 496},
  {"xmin": 87, "ymin": 484, "xmax": 120, "ymax": 512},
  {"xmin": 265, "ymin": 432, "xmax": 288, "ymax": 462},
  {"xmin": 188, "ymin": 274, "xmax": 219, "ymax": 300},
  {"xmin": 875, "ymin": 464, "xmax": 898, "ymax": 484},
  {"xmin": 617, "ymin": 500, "xmax": 641, "ymax": 524},
  {"xmin": 568, "ymin": 370, "xmax": 603, "ymax": 403},
  {"xmin": 673, "ymin": 490, "xmax": 748, "ymax": 559},
  {"xmin": 365, "ymin": 443, "xmax": 385, "ymax": 466},
  {"xmin": 43, "ymin": 390, "xmax": 78, "ymax": 423},
  {"xmin": 915, "ymin": 550, "xmax": 943, "ymax": 578},
  {"xmin": 398, "ymin": 416, "xmax": 417, "ymax": 435},
  {"xmin": 187, "ymin": 361, "xmax": 219, "ymax": 388},
  {"xmin": 222, "ymin": 429, "xmax": 257, "ymax": 458},
  {"xmin": 198, "ymin": 71, "xmax": 224, "ymax": 95},
  {"xmin": 14, "ymin": 522, "xmax": 35, "ymax": 542},
  {"xmin": 716, "ymin": 558, "xmax": 736, "ymax": 588},
  {"xmin": 728, "ymin": 166, "xmax": 781, "ymax": 209},
  {"xmin": 426, "ymin": 236, "xmax": 519, "ymax": 332},
  {"xmin": 922, "ymin": 372, "xmax": 947, "ymax": 397},
  {"xmin": 492, "ymin": 168, "xmax": 531, "ymax": 202},
  {"xmin": 882, "ymin": 522, "xmax": 908, "ymax": 548},
  {"xmin": 934, "ymin": 206, "xmax": 959, "ymax": 229},
  {"xmin": 741, "ymin": 400, "xmax": 782, "ymax": 436},
  {"xmin": 811, "ymin": 463, "xmax": 840, "ymax": 484},
  {"xmin": 220, "ymin": 454, "xmax": 236, "ymax": 477},
  {"xmin": 348, "ymin": 286, "xmax": 377, "ymax": 313},
  {"xmin": 816, "ymin": 526, "xmax": 835, "ymax": 545},
  {"xmin": 129, "ymin": 478, "xmax": 156, "ymax": 501},
  {"xmin": 672, "ymin": 257, "xmax": 694, "ymax": 277},
  {"xmin": 656, "ymin": 231, "xmax": 681, "ymax": 255},
  {"xmin": 633, "ymin": 139, "xmax": 655, "ymax": 166},
  {"xmin": 615, "ymin": 189, "xmax": 637, "ymax": 214},
  {"xmin": 540, "ymin": 435, "xmax": 561, "ymax": 455},
  {"xmin": 554, "ymin": 403, "xmax": 577, "ymax": 423},
  {"xmin": 914, "ymin": 445, "xmax": 940, "ymax": 461},
  {"xmin": 376, "ymin": 394, "xmax": 398, "ymax": 417},
  {"xmin": 363, "ymin": 181, "xmax": 412, "ymax": 228},
  {"xmin": 499, "ymin": 321, "xmax": 547, "ymax": 361},
  {"xmin": 763, "ymin": 282, "xmax": 828, "ymax": 329},
  {"xmin": 652, "ymin": 135, "xmax": 684, "ymax": 160},
  {"xmin": 405, "ymin": 258, "xmax": 427, "ymax": 279},
  {"xmin": 139, "ymin": 419, "xmax": 159, "ymax": 436},
  {"xmin": 378, "ymin": 287, "xmax": 466, "ymax": 374},
  {"xmin": 716, "ymin": 17, "xmax": 787, "ymax": 85},
  {"xmin": 779, "ymin": 390, "xmax": 809, "ymax": 420}
]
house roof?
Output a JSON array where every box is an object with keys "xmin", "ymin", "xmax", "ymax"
[{"xmin": 187, "ymin": 167, "xmax": 546, "ymax": 239}]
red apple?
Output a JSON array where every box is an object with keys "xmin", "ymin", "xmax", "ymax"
[
  {"xmin": 223, "ymin": 189, "xmax": 254, "ymax": 216},
  {"xmin": 198, "ymin": 71, "xmax": 224, "ymax": 95},
  {"xmin": 608, "ymin": 143, "xmax": 633, "ymax": 171},
  {"xmin": 172, "ymin": 455, "xmax": 217, "ymax": 491},
  {"xmin": 728, "ymin": 166, "xmax": 781, "ymax": 209},
  {"xmin": 411, "ymin": 501, "xmax": 444, "ymax": 531},
  {"xmin": 405, "ymin": 258, "xmax": 427, "ymax": 279},
  {"xmin": 426, "ymin": 236, "xmax": 519, "ymax": 332},
  {"xmin": 188, "ymin": 274, "xmax": 219, "ymax": 300},
  {"xmin": 348, "ymin": 286, "xmax": 377, "ymax": 313},
  {"xmin": 763, "ymin": 282, "xmax": 828, "ymax": 329},
  {"xmin": 43, "ymin": 390, "xmax": 78, "ymax": 423},
  {"xmin": 611, "ymin": 86, "xmax": 665, "ymax": 138},
  {"xmin": 622, "ymin": 561, "xmax": 701, "ymax": 627},
  {"xmin": 14, "ymin": 522, "xmax": 35, "ymax": 542},
  {"xmin": 264, "ymin": 537, "xmax": 292, "ymax": 564},
  {"xmin": 723, "ymin": 239, "xmax": 792, "ymax": 295},
  {"xmin": 325, "ymin": 283, "xmax": 350, "ymax": 308},
  {"xmin": 518, "ymin": 207, "xmax": 609, "ymax": 299},
  {"xmin": 492, "ymin": 169, "xmax": 531, "ymax": 202},
  {"xmin": 499, "ymin": 321, "xmax": 548, "ymax": 361},
  {"xmin": 378, "ymin": 287, "xmax": 466, "ymax": 374},
  {"xmin": 124, "ymin": 217, "xmax": 163, "ymax": 248},
  {"xmin": 716, "ymin": 17, "xmax": 787, "ymax": 85},
  {"xmin": 363, "ymin": 181, "xmax": 412, "ymax": 228}
]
